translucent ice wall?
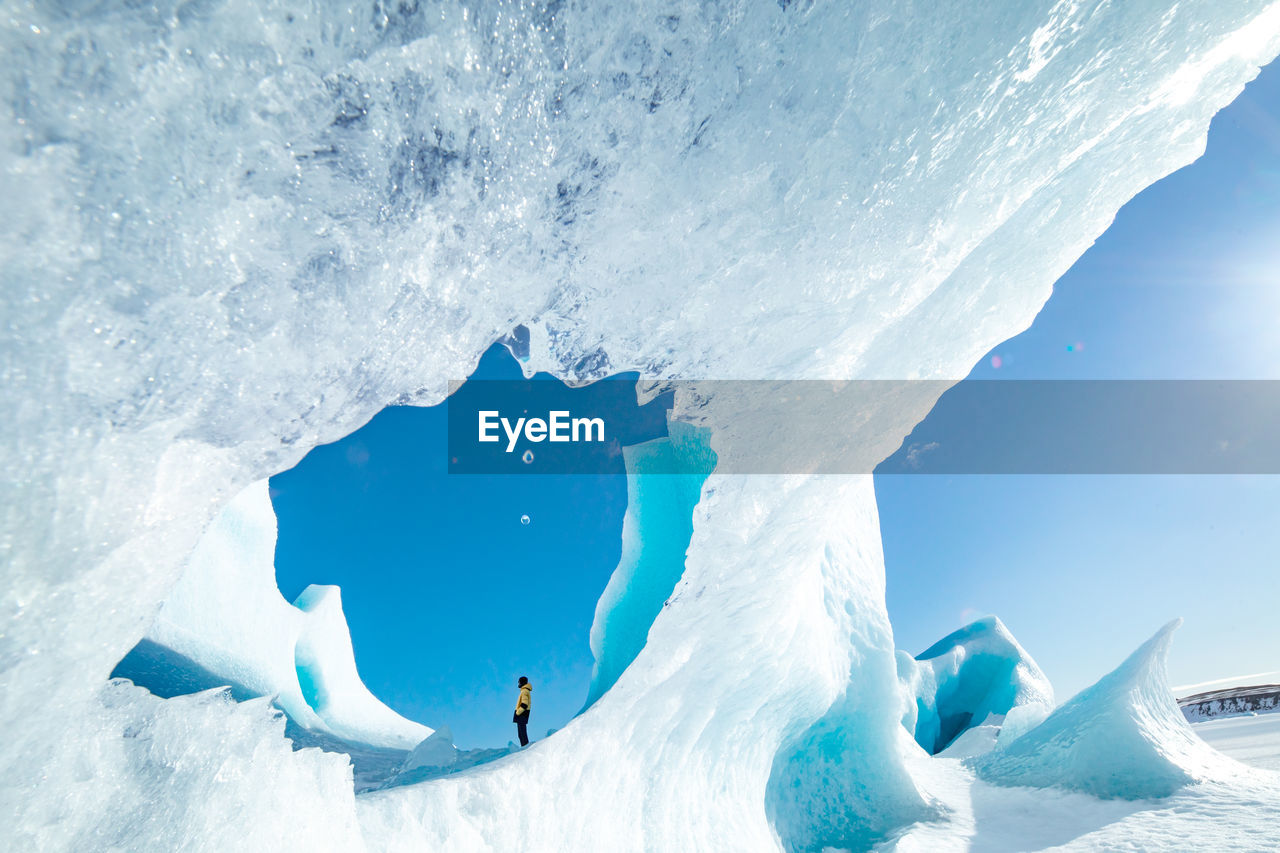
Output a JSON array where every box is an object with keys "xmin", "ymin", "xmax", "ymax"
[
  {"xmin": 585, "ymin": 422, "xmax": 715, "ymax": 708},
  {"xmin": 4, "ymin": 1, "xmax": 1280, "ymax": 849}
]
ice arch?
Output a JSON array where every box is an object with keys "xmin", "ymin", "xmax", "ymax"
[{"xmin": 5, "ymin": 1, "xmax": 1280, "ymax": 849}]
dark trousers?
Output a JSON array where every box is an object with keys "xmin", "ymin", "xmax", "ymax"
[{"xmin": 514, "ymin": 710, "xmax": 530, "ymax": 746}]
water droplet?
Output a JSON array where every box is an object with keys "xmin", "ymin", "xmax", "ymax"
[
  {"xmin": 521, "ymin": 449, "xmax": 534, "ymax": 464},
  {"xmin": 520, "ymin": 514, "xmax": 531, "ymax": 525}
]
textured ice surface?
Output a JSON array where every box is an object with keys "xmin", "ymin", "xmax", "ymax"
[
  {"xmin": 898, "ymin": 616, "xmax": 1054, "ymax": 755},
  {"xmin": 357, "ymin": 474, "xmax": 935, "ymax": 851},
  {"xmin": 5, "ymin": 0, "xmax": 1280, "ymax": 849},
  {"xmin": 64, "ymin": 681, "xmax": 364, "ymax": 851},
  {"xmin": 280, "ymin": 718, "xmax": 417, "ymax": 794},
  {"xmin": 585, "ymin": 422, "xmax": 715, "ymax": 707},
  {"xmin": 971, "ymin": 620, "xmax": 1244, "ymax": 799},
  {"xmin": 123, "ymin": 481, "xmax": 431, "ymax": 750},
  {"xmin": 399, "ymin": 726, "xmax": 458, "ymax": 774}
]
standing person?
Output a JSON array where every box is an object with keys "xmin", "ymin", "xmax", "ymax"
[{"xmin": 513, "ymin": 676, "xmax": 532, "ymax": 747}]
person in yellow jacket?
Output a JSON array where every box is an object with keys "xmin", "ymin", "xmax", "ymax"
[{"xmin": 513, "ymin": 676, "xmax": 532, "ymax": 746}]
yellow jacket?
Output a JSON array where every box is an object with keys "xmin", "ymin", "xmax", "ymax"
[{"xmin": 515, "ymin": 682, "xmax": 532, "ymax": 715}]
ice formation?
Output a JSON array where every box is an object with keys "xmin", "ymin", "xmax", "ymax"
[
  {"xmin": 935, "ymin": 721, "xmax": 1002, "ymax": 760},
  {"xmin": 971, "ymin": 620, "xmax": 1243, "ymax": 799},
  {"xmin": 5, "ymin": 0, "xmax": 1280, "ymax": 850},
  {"xmin": 399, "ymin": 727, "xmax": 459, "ymax": 775},
  {"xmin": 898, "ymin": 616, "xmax": 1054, "ymax": 755},
  {"xmin": 117, "ymin": 481, "xmax": 431, "ymax": 750},
  {"xmin": 585, "ymin": 422, "xmax": 715, "ymax": 707},
  {"xmin": 996, "ymin": 700, "xmax": 1055, "ymax": 749}
]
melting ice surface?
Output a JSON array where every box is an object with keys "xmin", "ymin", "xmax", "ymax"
[{"xmin": 6, "ymin": 1, "xmax": 1280, "ymax": 850}]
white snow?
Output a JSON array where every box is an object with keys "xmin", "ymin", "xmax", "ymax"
[
  {"xmin": 889, "ymin": 751, "xmax": 1280, "ymax": 852},
  {"xmin": 1194, "ymin": 714, "xmax": 1280, "ymax": 773},
  {"xmin": 4, "ymin": 1, "xmax": 1280, "ymax": 850}
]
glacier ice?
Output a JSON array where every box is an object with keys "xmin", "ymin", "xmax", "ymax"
[
  {"xmin": 117, "ymin": 480, "xmax": 431, "ymax": 750},
  {"xmin": 891, "ymin": 627, "xmax": 1280, "ymax": 851},
  {"xmin": 62, "ymin": 681, "xmax": 364, "ymax": 851},
  {"xmin": 971, "ymin": 619, "xmax": 1242, "ymax": 799},
  {"xmin": 996, "ymin": 700, "xmax": 1054, "ymax": 749},
  {"xmin": 585, "ymin": 422, "xmax": 715, "ymax": 708},
  {"xmin": 898, "ymin": 616, "xmax": 1054, "ymax": 755},
  {"xmin": 399, "ymin": 727, "xmax": 458, "ymax": 775},
  {"xmin": 4, "ymin": 0, "xmax": 1280, "ymax": 849},
  {"xmin": 936, "ymin": 722, "xmax": 1002, "ymax": 760}
]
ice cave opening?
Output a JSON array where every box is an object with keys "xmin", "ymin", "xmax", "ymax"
[
  {"xmin": 11, "ymin": 2, "xmax": 1280, "ymax": 849},
  {"xmin": 110, "ymin": 339, "xmax": 715, "ymax": 791}
]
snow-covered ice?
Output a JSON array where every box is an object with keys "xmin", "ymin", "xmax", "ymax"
[
  {"xmin": 889, "ymin": 748, "xmax": 1280, "ymax": 852},
  {"xmin": 1181, "ymin": 683, "xmax": 1280, "ymax": 721},
  {"xmin": 4, "ymin": 0, "xmax": 1280, "ymax": 850},
  {"xmin": 892, "ymin": 622, "xmax": 1280, "ymax": 850},
  {"xmin": 971, "ymin": 620, "xmax": 1243, "ymax": 799}
]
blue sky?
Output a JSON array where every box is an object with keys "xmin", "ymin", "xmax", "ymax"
[
  {"xmin": 273, "ymin": 58, "xmax": 1280, "ymax": 748},
  {"xmin": 880, "ymin": 57, "xmax": 1280, "ymax": 699}
]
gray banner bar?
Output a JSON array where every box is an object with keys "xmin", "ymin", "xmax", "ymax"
[{"xmin": 446, "ymin": 380, "xmax": 1280, "ymax": 474}]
